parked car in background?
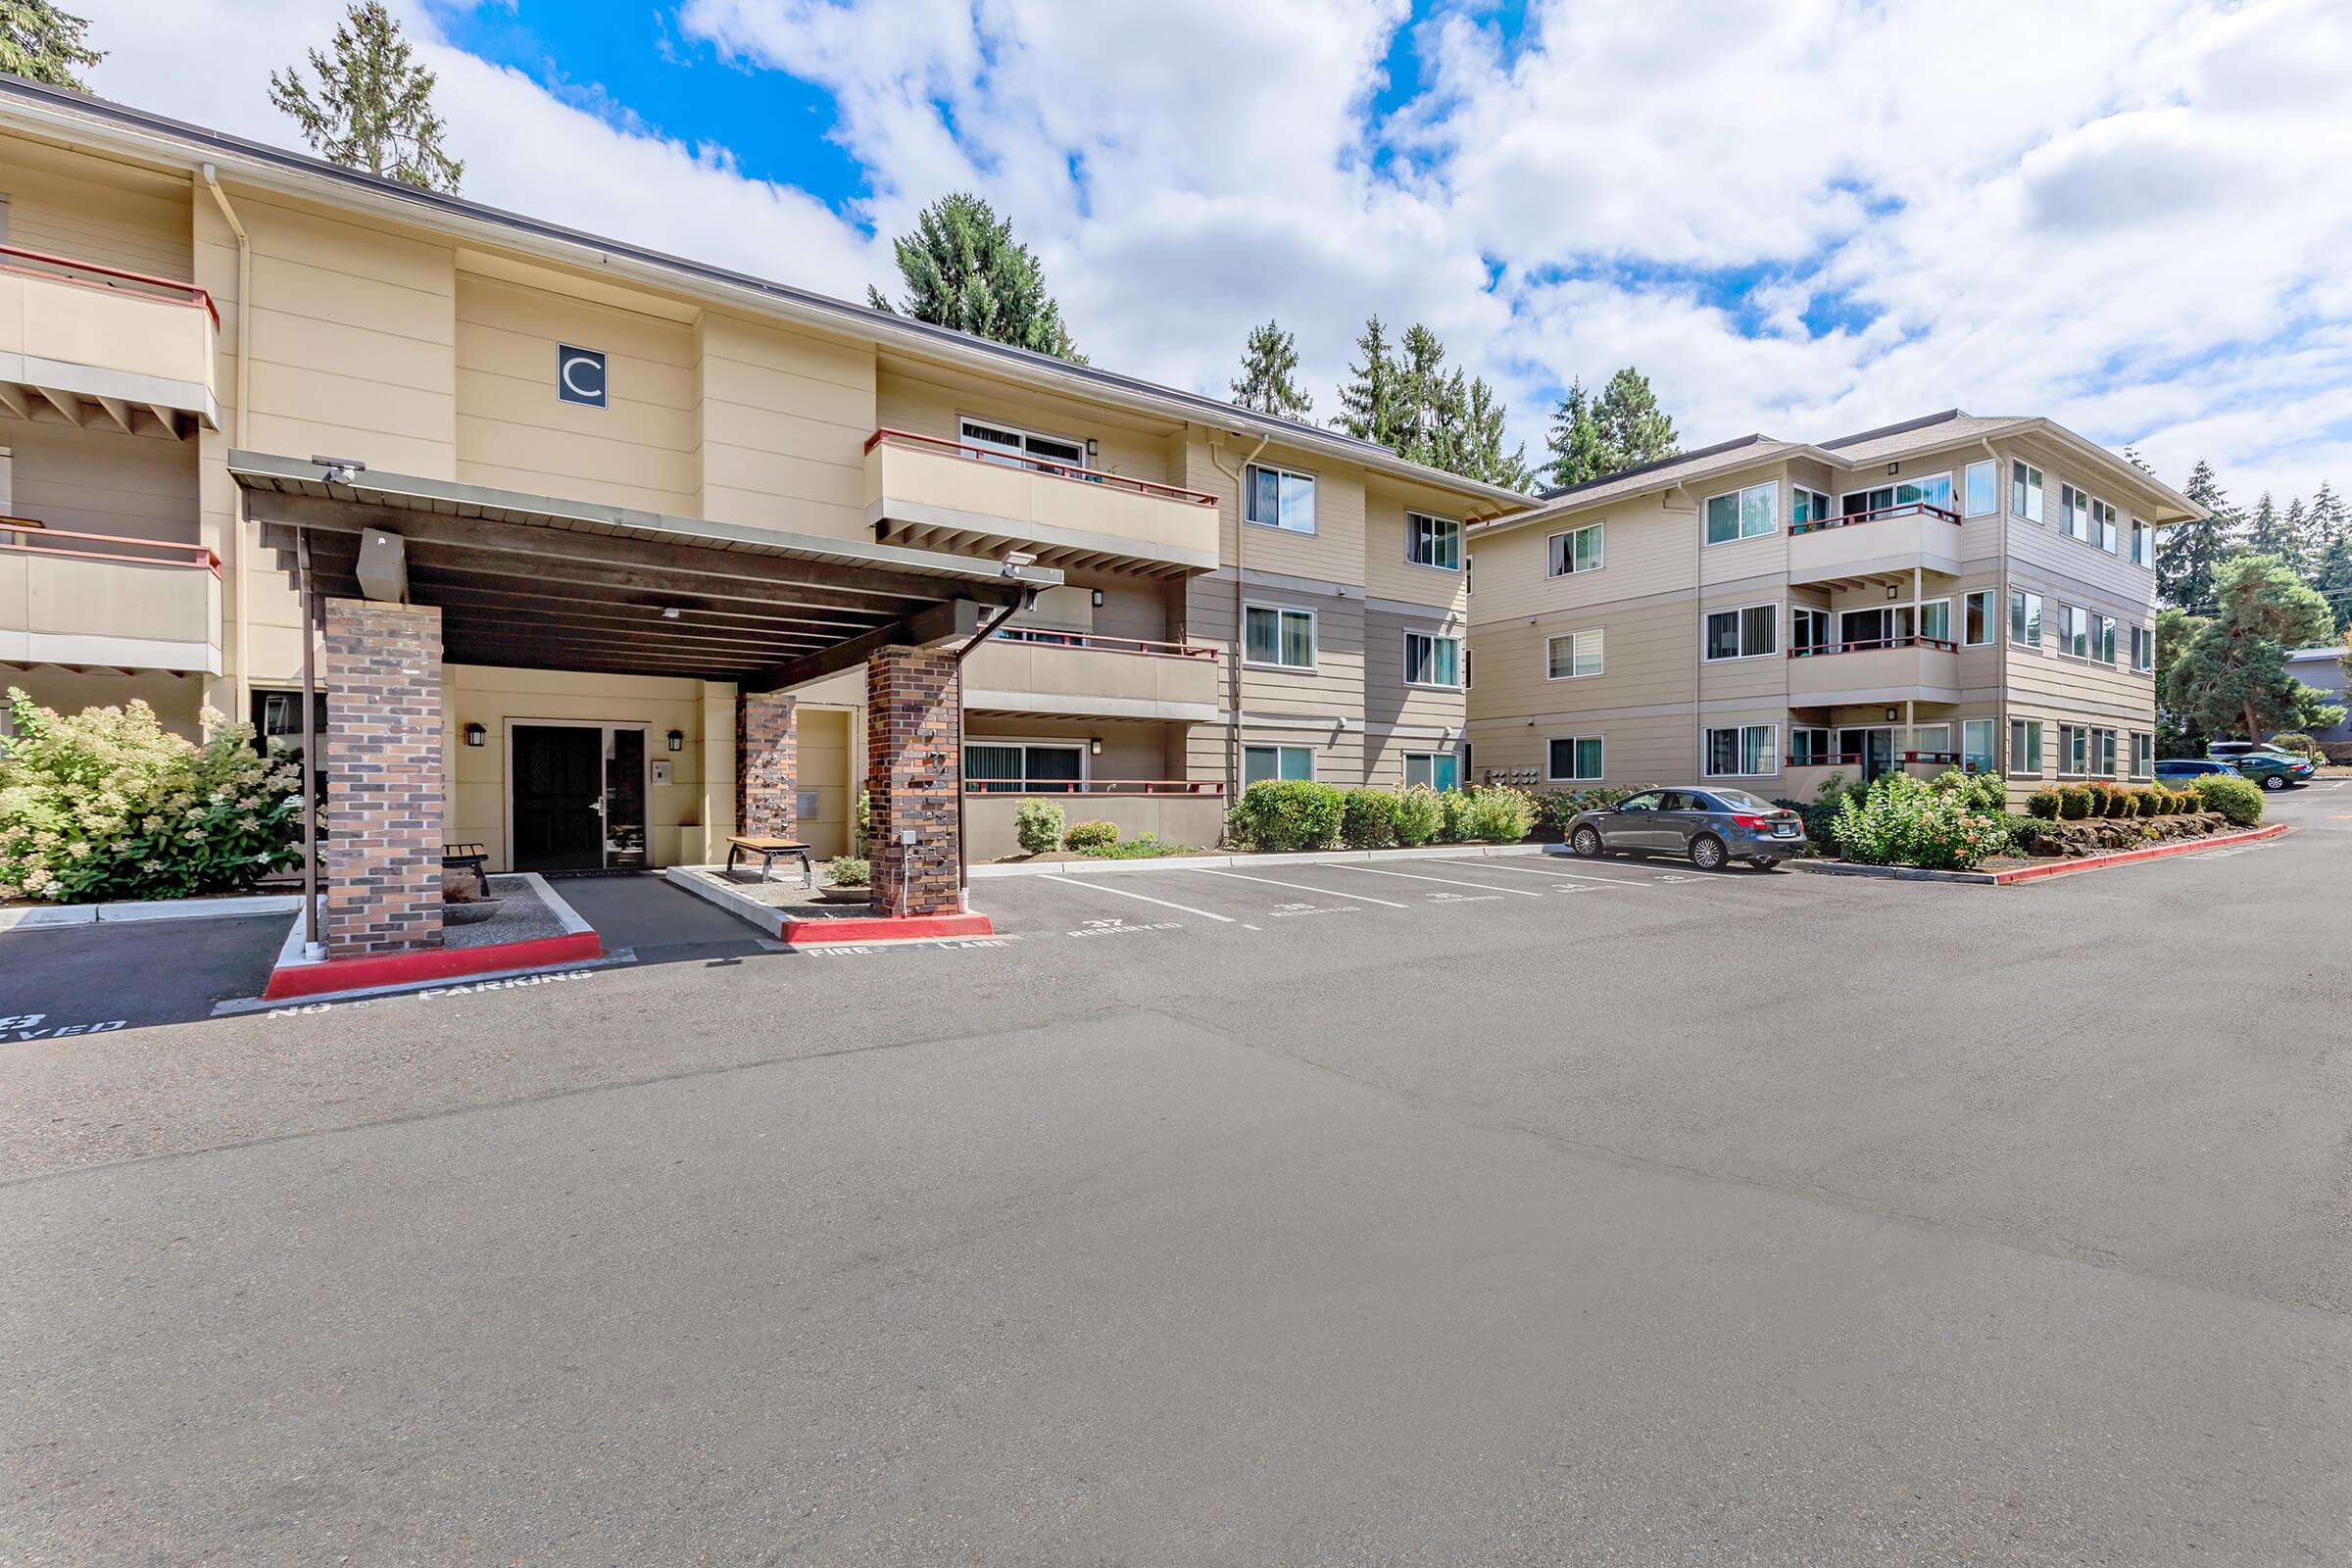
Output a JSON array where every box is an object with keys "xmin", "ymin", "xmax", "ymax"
[
  {"xmin": 2154, "ymin": 758, "xmax": 2234, "ymax": 784},
  {"xmin": 2224, "ymin": 751, "xmax": 2317, "ymax": 791},
  {"xmin": 2207, "ymin": 740, "xmax": 2300, "ymax": 760},
  {"xmin": 1563, "ymin": 787, "xmax": 1804, "ymax": 871}
]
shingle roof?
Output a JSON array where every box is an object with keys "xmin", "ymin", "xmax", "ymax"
[{"xmin": 1821, "ymin": 413, "xmax": 2030, "ymax": 466}]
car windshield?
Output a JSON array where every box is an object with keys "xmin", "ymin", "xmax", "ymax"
[{"xmin": 1706, "ymin": 788, "xmax": 1776, "ymax": 811}]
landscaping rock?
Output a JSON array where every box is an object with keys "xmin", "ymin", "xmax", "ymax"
[{"xmin": 2012, "ymin": 812, "xmax": 2230, "ymax": 858}]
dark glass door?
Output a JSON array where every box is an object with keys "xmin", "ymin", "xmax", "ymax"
[
  {"xmin": 605, "ymin": 728, "xmax": 648, "ymax": 869},
  {"xmin": 513, "ymin": 725, "xmax": 605, "ymax": 871}
]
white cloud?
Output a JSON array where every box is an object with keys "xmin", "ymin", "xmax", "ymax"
[{"xmin": 75, "ymin": 0, "xmax": 2352, "ymax": 505}]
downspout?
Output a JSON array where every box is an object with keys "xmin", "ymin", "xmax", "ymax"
[
  {"xmin": 202, "ymin": 164, "xmax": 252, "ymax": 719},
  {"xmin": 1983, "ymin": 436, "xmax": 2006, "ymax": 789},
  {"xmin": 950, "ymin": 593, "xmax": 1035, "ymax": 908},
  {"xmin": 1670, "ymin": 480, "xmax": 1701, "ymax": 778},
  {"xmin": 1207, "ymin": 430, "xmax": 1270, "ymax": 800}
]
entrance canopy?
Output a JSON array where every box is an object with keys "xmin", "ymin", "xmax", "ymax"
[{"xmin": 229, "ymin": 451, "xmax": 1062, "ymax": 693}]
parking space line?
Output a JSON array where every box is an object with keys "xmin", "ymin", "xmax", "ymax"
[
  {"xmin": 1326, "ymin": 864, "xmax": 1544, "ymax": 897},
  {"xmin": 1439, "ymin": 858, "xmax": 1656, "ymax": 888},
  {"xmin": 1190, "ymin": 868, "xmax": 1412, "ymax": 908},
  {"xmin": 1038, "ymin": 874, "xmax": 1238, "ymax": 923}
]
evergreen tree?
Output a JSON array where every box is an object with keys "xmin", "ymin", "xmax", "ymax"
[
  {"xmin": 1332, "ymin": 317, "xmax": 1528, "ymax": 488},
  {"xmin": 1432, "ymin": 371, "xmax": 1533, "ymax": 490},
  {"xmin": 2158, "ymin": 458, "xmax": 2235, "ymax": 611},
  {"xmin": 2304, "ymin": 481, "xmax": 2350, "ymax": 632},
  {"xmin": 2152, "ymin": 606, "xmax": 2206, "ymax": 755},
  {"xmin": 1541, "ymin": 379, "xmax": 1608, "ymax": 491},
  {"xmin": 1590, "ymin": 366, "xmax": 1680, "ymax": 473},
  {"xmin": 269, "ymin": 1, "xmax": 462, "ymax": 193},
  {"xmin": 1393, "ymin": 322, "xmax": 1452, "ymax": 466},
  {"xmin": 867, "ymin": 193, "xmax": 1084, "ymax": 363},
  {"xmin": 2163, "ymin": 554, "xmax": 2346, "ymax": 743},
  {"xmin": 1332, "ymin": 315, "xmax": 1405, "ymax": 448},
  {"xmin": 1229, "ymin": 320, "xmax": 1312, "ymax": 419},
  {"xmin": 1, "ymin": 0, "xmax": 102, "ymax": 89}
]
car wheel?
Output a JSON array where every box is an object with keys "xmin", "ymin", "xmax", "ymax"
[
  {"xmin": 1571, "ymin": 825, "xmax": 1604, "ymax": 858},
  {"xmin": 1690, "ymin": 833, "xmax": 1727, "ymax": 871},
  {"xmin": 2261, "ymin": 773, "xmax": 2285, "ymax": 790},
  {"xmin": 1752, "ymin": 857, "xmax": 1780, "ymax": 871}
]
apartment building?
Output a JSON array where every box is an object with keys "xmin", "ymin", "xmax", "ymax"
[
  {"xmin": 0, "ymin": 79, "xmax": 1516, "ymax": 949},
  {"xmin": 1465, "ymin": 411, "xmax": 2200, "ymax": 805}
]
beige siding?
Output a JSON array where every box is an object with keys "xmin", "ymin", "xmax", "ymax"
[
  {"xmin": 1362, "ymin": 478, "xmax": 1472, "ymax": 612},
  {"xmin": 5, "ymin": 419, "xmax": 198, "ymax": 545},
  {"xmin": 874, "ymin": 364, "xmax": 1178, "ymax": 489},
  {"xmin": 0, "ymin": 136, "xmax": 192, "ymax": 279},
  {"xmin": 695, "ymin": 312, "xmax": 874, "ymax": 538}
]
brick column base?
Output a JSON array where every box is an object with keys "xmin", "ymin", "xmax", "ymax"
[
  {"xmin": 864, "ymin": 645, "xmax": 961, "ymax": 917},
  {"xmin": 322, "ymin": 597, "xmax": 444, "ymax": 956},
  {"xmin": 735, "ymin": 691, "xmax": 798, "ymax": 840}
]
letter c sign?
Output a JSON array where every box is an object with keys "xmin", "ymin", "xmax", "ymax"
[{"xmin": 558, "ymin": 344, "xmax": 607, "ymax": 408}]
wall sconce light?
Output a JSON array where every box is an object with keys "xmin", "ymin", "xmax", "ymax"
[
  {"xmin": 1085, "ymin": 438, "xmax": 1100, "ymax": 457},
  {"xmin": 1886, "ymin": 462, "xmax": 1899, "ymax": 475},
  {"xmin": 1088, "ymin": 737, "xmax": 1104, "ymax": 757},
  {"xmin": 1885, "ymin": 708, "xmax": 1899, "ymax": 723},
  {"xmin": 464, "ymin": 722, "xmax": 486, "ymax": 748},
  {"xmin": 1091, "ymin": 589, "xmax": 1105, "ymax": 607},
  {"xmin": 1886, "ymin": 583, "xmax": 1899, "ymax": 600},
  {"xmin": 666, "ymin": 729, "xmax": 685, "ymax": 753}
]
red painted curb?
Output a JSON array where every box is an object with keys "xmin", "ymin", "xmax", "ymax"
[
  {"xmin": 778, "ymin": 911, "xmax": 995, "ymax": 946},
  {"xmin": 1993, "ymin": 822, "xmax": 2288, "ymax": 884},
  {"xmin": 263, "ymin": 930, "xmax": 605, "ymax": 999}
]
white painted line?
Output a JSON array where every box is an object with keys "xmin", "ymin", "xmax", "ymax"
[
  {"xmin": 1326, "ymin": 864, "xmax": 1544, "ymax": 897},
  {"xmin": 1191, "ymin": 867, "xmax": 1412, "ymax": 908},
  {"xmin": 1441, "ymin": 858, "xmax": 1656, "ymax": 888},
  {"xmin": 1038, "ymin": 874, "xmax": 1238, "ymax": 923}
]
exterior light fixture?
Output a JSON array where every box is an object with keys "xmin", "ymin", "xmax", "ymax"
[
  {"xmin": 662, "ymin": 607, "xmax": 681, "ymax": 620},
  {"xmin": 464, "ymin": 722, "xmax": 486, "ymax": 747},
  {"xmin": 1088, "ymin": 737, "xmax": 1103, "ymax": 757},
  {"xmin": 666, "ymin": 729, "xmax": 684, "ymax": 753},
  {"xmin": 1092, "ymin": 589, "xmax": 1105, "ymax": 608},
  {"xmin": 1886, "ymin": 583, "xmax": 1899, "ymax": 600},
  {"xmin": 1885, "ymin": 708, "xmax": 1899, "ymax": 723}
]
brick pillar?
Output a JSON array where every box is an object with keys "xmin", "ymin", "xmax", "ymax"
[
  {"xmin": 735, "ymin": 691, "xmax": 797, "ymax": 839},
  {"xmin": 322, "ymin": 598, "xmax": 444, "ymax": 956},
  {"xmin": 864, "ymin": 645, "xmax": 961, "ymax": 917}
]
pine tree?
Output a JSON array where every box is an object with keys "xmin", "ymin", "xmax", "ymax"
[
  {"xmin": 1332, "ymin": 316, "xmax": 1405, "ymax": 448},
  {"xmin": 2158, "ymin": 459, "xmax": 2235, "ymax": 611},
  {"xmin": 1229, "ymin": 320, "xmax": 1312, "ymax": 419},
  {"xmin": 1393, "ymin": 322, "xmax": 1452, "ymax": 466},
  {"xmin": 867, "ymin": 193, "xmax": 1084, "ymax": 363},
  {"xmin": 1438, "ymin": 372, "xmax": 1533, "ymax": 490},
  {"xmin": 1541, "ymin": 379, "xmax": 1607, "ymax": 491},
  {"xmin": 2163, "ymin": 554, "xmax": 2345, "ymax": 743},
  {"xmin": 1590, "ymin": 367, "xmax": 1680, "ymax": 473},
  {"xmin": 0, "ymin": 0, "xmax": 102, "ymax": 89},
  {"xmin": 2313, "ymin": 528, "xmax": 2352, "ymax": 635},
  {"xmin": 270, "ymin": 2, "xmax": 462, "ymax": 193}
]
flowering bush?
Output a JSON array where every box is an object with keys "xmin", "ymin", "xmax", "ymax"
[
  {"xmin": 1829, "ymin": 772, "xmax": 2013, "ymax": 871},
  {"xmin": 1462, "ymin": 785, "xmax": 1537, "ymax": 843},
  {"xmin": 1391, "ymin": 784, "xmax": 1444, "ymax": 847},
  {"xmin": 0, "ymin": 689, "xmax": 306, "ymax": 903},
  {"xmin": 1012, "ymin": 797, "xmax": 1066, "ymax": 854}
]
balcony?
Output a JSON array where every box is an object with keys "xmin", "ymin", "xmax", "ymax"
[
  {"xmin": 1787, "ymin": 635, "xmax": 1961, "ymax": 706},
  {"xmin": 863, "ymin": 428, "xmax": 1220, "ymax": 576},
  {"xmin": 1788, "ymin": 502, "xmax": 1963, "ymax": 585},
  {"xmin": 0, "ymin": 523, "xmax": 222, "ymax": 673},
  {"xmin": 962, "ymin": 778, "xmax": 1227, "ymax": 860},
  {"xmin": 961, "ymin": 627, "xmax": 1221, "ymax": 722},
  {"xmin": 0, "ymin": 246, "xmax": 220, "ymax": 438}
]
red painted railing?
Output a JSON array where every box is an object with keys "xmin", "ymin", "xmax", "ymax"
[
  {"xmin": 963, "ymin": 778, "xmax": 1224, "ymax": 796},
  {"xmin": 1789, "ymin": 501, "xmax": 1962, "ymax": 537},
  {"xmin": 1786, "ymin": 751, "xmax": 1966, "ymax": 766},
  {"xmin": 991, "ymin": 626, "xmax": 1219, "ymax": 660},
  {"xmin": 0, "ymin": 242, "xmax": 220, "ymax": 327},
  {"xmin": 1788, "ymin": 634, "xmax": 1959, "ymax": 657},
  {"xmin": 0, "ymin": 520, "xmax": 220, "ymax": 575},
  {"xmin": 865, "ymin": 426, "xmax": 1219, "ymax": 507}
]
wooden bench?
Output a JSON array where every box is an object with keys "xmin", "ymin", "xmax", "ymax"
[
  {"xmin": 726, "ymin": 836, "xmax": 813, "ymax": 889},
  {"xmin": 441, "ymin": 842, "xmax": 491, "ymax": 895}
]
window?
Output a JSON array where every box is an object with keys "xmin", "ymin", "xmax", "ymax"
[
  {"xmin": 2096, "ymin": 728, "xmax": 2118, "ymax": 778},
  {"xmin": 1915, "ymin": 599, "xmax": 1951, "ymax": 645},
  {"xmin": 1792, "ymin": 487, "xmax": 1832, "ymax": 526},
  {"xmin": 2060, "ymin": 723, "xmax": 2089, "ymax": 776},
  {"xmin": 1704, "ymin": 603, "xmax": 1778, "ymax": 661},
  {"xmin": 1791, "ymin": 606, "xmax": 1832, "ymax": 653},
  {"xmin": 1704, "ymin": 724, "xmax": 1778, "ymax": 777},
  {"xmin": 1406, "ymin": 512, "xmax": 1462, "ymax": 570},
  {"xmin": 1909, "ymin": 723, "xmax": 1952, "ymax": 760},
  {"xmin": 1964, "ymin": 459, "xmax": 1997, "ymax": 517},
  {"xmin": 1963, "ymin": 719, "xmax": 1995, "ymax": 773},
  {"xmin": 2057, "ymin": 603, "xmax": 2090, "ymax": 659},
  {"xmin": 1704, "ymin": 480, "xmax": 1780, "ymax": 545},
  {"xmin": 2010, "ymin": 719, "xmax": 2043, "ymax": 776},
  {"xmin": 1789, "ymin": 726, "xmax": 1833, "ymax": 764},
  {"xmin": 1403, "ymin": 752, "xmax": 1460, "ymax": 791},
  {"xmin": 2061, "ymin": 483, "xmax": 2091, "ymax": 542},
  {"xmin": 964, "ymin": 741, "xmax": 1084, "ymax": 794},
  {"xmin": 1244, "ymin": 463, "xmax": 1316, "ymax": 534},
  {"xmin": 1546, "ymin": 522, "xmax": 1603, "ymax": 576},
  {"xmin": 2012, "ymin": 461, "xmax": 2044, "ymax": 522},
  {"xmin": 2130, "ymin": 732, "xmax": 2153, "ymax": 778},
  {"xmin": 1841, "ymin": 473, "xmax": 1954, "ymax": 517},
  {"xmin": 1243, "ymin": 604, "xmax": 1315, "ymax": 669},
  {"xmin": 1963, "ymin": 590, "xmax": 1992, "ymax": 646},
  {"xmin": 959, "ymin": 416, "xmax": 1086, "ymax": 471},
  {"xmin": 1546, "ymin": 735, "xmax": 1604, "ymax": 781},
  {"xmin": 2131, "ymin": 517, "xmax": 2155, "ymax": 567},
  {"xmin": 2091, "ymin": 497, "xmax": 2119, "ymax": 553},
  {"xmin": 2009, "ymin": 589, "xmax": 2042, "ymax": 648},
  {"xmin": 2091, "ymin": 612, "xmax": 2118, "ymax": 665},
  {"xmin": 1546, "ymin": 628, "xmax": 1603, "ymax": 679},
  {"xmin": 1402, "ymin": 631, "xmax": 1461, "ymax": 688},
  {"xmin": 2132, "ymin": 622, "xmax": 2154, "ymax": 672},
  {"xmin": 1243, "ymin": 744, "xmax": 1315, "ymax": 785}
]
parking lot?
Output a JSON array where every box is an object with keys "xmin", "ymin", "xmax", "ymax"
[{"xmin": 2, "ymin": 789, "xmax": 2347, "ymax": 1563}]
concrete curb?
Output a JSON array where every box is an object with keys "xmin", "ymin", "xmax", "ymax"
[
  {"xmin": 663, "ymin": 864, "xmax": 996, "ymax": 946},
  {"xmin": 969, "ymin": 843, "xmax": 1551, "ymax": 879},
  {"xmin": 0, "ymin": 893, "xmax": 302, "ymax": 933},
  {"xmin": 1788, "ymin": 822, "xmax": 2290, "ymax": 887},
  {"xmin": 261, "ymin": 875, "xmax": 603, "ymax": 999}
]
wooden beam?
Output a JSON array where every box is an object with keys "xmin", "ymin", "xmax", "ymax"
[
  {"xmin": 30, "ymin": 386, "xmax": 82, "ymax": 426},
  {"xmin": 404, "ymin": 575, "xmax": 885, "ymax": 638},
  {"xmin": 429, "ymin": 601, "xmax": 834, "ymax": 656},
  {"xmin": 0, "ymin": 384, "xmax": 30, "ymax": 420},
  {"xmin": 741, "ymin": 597, "xmax": 991, "ymax": 695},
  {"xmin": 94, "ymin": 396, "xmax": 135, "ymax": 435}
]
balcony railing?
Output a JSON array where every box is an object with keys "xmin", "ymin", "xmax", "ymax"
[
  {"xmin": 963, "ymin": 777, "xmax": 1224, "ymax": 796},
  {"xmin": 865, "ymin": 428, "xmax": 1219, "ymax": 508},
  {"xmin": 1788, "ymin": 634, "xmax": 1958, "ymax": 658},
  {"xmin": 993, "ymin": 627, "xmax": 1219, "ymax": 660},
  {"xmin": 1789, "ymin": 501, "xmax": 1962, "ymax": 537},
  {"xmin": 1787, "ymin": 752, "xmax": 1964, "ymax": 767},
  {"xmin": 0, "ymin": 243, "xmax": 220, "ymax": 326},
  {"xmin": 2, "ymin": 521, "xmax": 223, "ymax": 674},
  {"xmin": 1, "ymin": 520, "xmax": 220, "ymax": 574}
]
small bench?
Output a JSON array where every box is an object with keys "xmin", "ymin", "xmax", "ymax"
[
  {"xmin": 726, "ymin": 836, "xmax": 814, "ymax": 889},
  {"xmin": 441, "ymin": 842, "xmax": 491, "ymax": 896}
]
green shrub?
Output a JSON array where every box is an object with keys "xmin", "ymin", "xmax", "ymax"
[
  {"xmin": 1829, "ymin": 772, "xmax": 2012, "ymax": 870},
  {"xmin": 1531, "ymin": 791, "xmax": 1584, "ymax": 835},
  {"xmin": 2191, "ymin": 773, "xmax": 2265, "ymax": 827},
  {"xmin": 826, "ymin": 856, "xmax": 871, "ymax": 887},
  {"xmin": 0, "ymin": 691, "xmax": 305, "ymax": 904},
  {"xmin": 1063, "ymin": 818, "xmax": 1119, "ymax": 852},
  {"xmin": 1340, "ymin": 787, "xmax": 1399, "ymax": 850},
  {"xmin": 1435, "ymin": 788, "xmax": 1475, "ymax": 844},
  {"xmin": 1392, "ymin": 784, "xmax": 1444, "ymax": 847},
  {"xmin": 1931, "ymin": 768, "xmax": 2008, "ymax": 811},
  {"xmin": 2059, "ymin": 785, "xmax": 2093, "ymax": 820},
  {"xmin": 2103, "ymin": 785, "xmax": 2133, "ymax": 818},
  {"xmin": 2267, "ymin": 731, "xmax": 2322, "ymax": 762},
  {"xmin": 1462, "ymin": 785, "xmax": 1536, "ymax": 844},
  {"xmin": 1772, "ymin": 795, "xmax": 1841, "ymax": 849},
  {"xmin": 1080, "ymin": 832, "xmax": 1198, "ymax": 859},
  {"xmin": 2027, "ymin": 789, "xmax": 2062, "ymax": 819},
  {"xmin": 1013, "ymin": 797, "xmax": 1065, "ymax": 855},
  {"xmin": 1228, "ymin": 780, "xmax": 1346, "ymax": 852}
]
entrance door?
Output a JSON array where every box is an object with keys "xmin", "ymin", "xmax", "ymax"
[
  {"xmin": 512, "ymin": 724, "xmax": 606, "ymax": 871},
  {"xmin": 1838, "ymin": 727, "xmax": 1896, "ymax": 782}
]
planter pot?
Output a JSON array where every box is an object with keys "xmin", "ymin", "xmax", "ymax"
[
  {"xmin": 444, "ymin": 898, "xmax": 504, "ymax": 925},
  {"xmin": 815, "ymin": 885, "xmax": 872, "ymax": 905}
]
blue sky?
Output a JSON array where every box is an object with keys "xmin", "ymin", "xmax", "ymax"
[{"xmin": 85, "ymin": 0, "xmax": 2352, "ymax": 506}]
